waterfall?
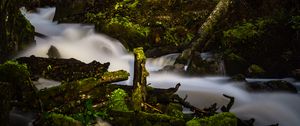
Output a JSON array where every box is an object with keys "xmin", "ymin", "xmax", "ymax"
[{"xmin": 16, "ymin": 7, "xmax": 300, "ymax": 126}]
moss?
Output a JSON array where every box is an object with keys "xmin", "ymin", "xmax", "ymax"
[
  {"xmin": 248, "ymin": 64, "xmax": 266, "ymax": 76},
  {"xmin": 165, "ymin": 103, "xmax": 184, "ymax": 119},
  {"xmin": 291, "ymin": 15, "xmax": 300, "ymax": 30},
  {"xmin": 186, "ymin": 112, "xmax": 237, "ymax": 126},
  {"xmin": 108, "ymin": 88, "xmax": 129, "ymax": 112},
  {"xmin": 39, "ymin": 113, "xmax": 82, "ymax": 126}
]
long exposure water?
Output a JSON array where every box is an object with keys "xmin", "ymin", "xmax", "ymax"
[{"xmin": 17, "ymin": 7, "xmax": 300, "ymax": 126}]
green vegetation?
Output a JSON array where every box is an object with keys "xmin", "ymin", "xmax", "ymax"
[
  {"xmin": 223, "ymin": 18, "xmax": 274, "ymax": 47},
  {"xmin": 108, "ymin": 88, "xmax": 129, "ymax": 112},
  {"xmin": 186, "ymin": 112, "xmax": 237, "ymax": 126},
  {"xmin": 72, "ymin": 99, "xmax": 108, "ymax": 126}
]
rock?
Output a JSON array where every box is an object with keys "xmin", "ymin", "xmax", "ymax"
[
  {"xmin": 247, "ymin": 80, "xmax": 297, "ymax": 93},
  {"xmin": 247, "ymin": 64, "xmax": 266, "ymax": 77},
  {"xmin": 224, "ymin": 52, "xmax": 249, "ymax": 76},
  {"xmin": 230, "ymin": 74, "xmax": 246, "ymax": 82},
  {"xmin": 47, "ymin": 45, "xmax": 61, "ymax": 58}
]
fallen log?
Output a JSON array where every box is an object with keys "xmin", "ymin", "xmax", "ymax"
[
  {"xmin": 16, "ymin": 55, "xmax": 110, "ymax": 82},
  {"xmin": 38, "ymin": 70, "xmax": 129, "ymax": 111}
]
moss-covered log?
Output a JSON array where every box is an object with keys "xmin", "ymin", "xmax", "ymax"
[
  {"xmin": 37, "ymin": 70, "xmax": 129, "ymax": 111},
  {"xmin": 132, "ymin": 47, "xmax": 148, "ymax": 111},
  {"xmin": 175, "ymin": 0, "xmax": 233, "ymax": 65},
  {"xmin": 108, "ymin": 110, "xmax": 185, "ymax": 126},
  {"xmin": 16, "ymin": 56, "xmax": 109, "ymax": 82}
]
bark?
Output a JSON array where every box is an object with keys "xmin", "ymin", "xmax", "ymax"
[
  {"xmin": 132, "ymin": 47, "xmax": 148, "ymax": 111},
  {"xmin": 175, "ymin": 0, "xmax": 233, "ymax": 65}
]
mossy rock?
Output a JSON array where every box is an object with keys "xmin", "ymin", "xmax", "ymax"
[
  {"xmin": 247, "ymin": 64, "xmax": 266, "ymax": 77},
  {"xmin": 186, "ymin": 112, "xmax": 237, "ymax": 126},
  {"xmin": 224, "ymin": 52, "xmax": 249, "ymax": 76}
]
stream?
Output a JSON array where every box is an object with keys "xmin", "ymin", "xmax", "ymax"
[{"xmin": 16, "ymin": 7, "xmax": 300, "ymax": 126}]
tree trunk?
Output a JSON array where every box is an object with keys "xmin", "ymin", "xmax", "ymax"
[
  {"xmin": 132, "ymin": 47, "xmax": 148, "ymax": 111},
  {"xmin": 175, "ymin": 0, "xmax": 233, "ymax": 65}
]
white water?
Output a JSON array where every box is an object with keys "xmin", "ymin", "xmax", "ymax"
[{"xmin": 18, "ymin": 8, "xmax": 300, "ymax": 126}]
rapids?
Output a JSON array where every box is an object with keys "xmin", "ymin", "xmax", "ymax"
[{"xmin": 17, "ymin": 7, "xmax": 300, "ymax": 126}]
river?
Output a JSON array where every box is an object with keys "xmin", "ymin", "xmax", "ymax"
[{"xmin": 17, "ymin": 7, "xmax": 300, "ymax": 126}]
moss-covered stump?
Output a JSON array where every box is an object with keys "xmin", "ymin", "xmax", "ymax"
[
  {"xmin": 0, "ymin": 0, "xmax": 35, "ymax": 63},
  {"xmin": 132, "ymin": 47, "xmax": 148, "ymax": 111},
  {"xmin": 35, "ymin": 113, "xmax": 82, "ymax": 126},
  {"xmin": 37, "ymin": 70, "xmax": 129, "ymax": 112},
  {"xmin": 186, "ymin": 112, "xmax": 237, "ymax": 126},
  {"xmin": 17, "ymin": 56, "xmax": 110, "ymax": 82}
]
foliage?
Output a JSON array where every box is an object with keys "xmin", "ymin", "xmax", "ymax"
[
  {"xmin": 163, "ymin": 27, "xmax": 194, "ymax": 46},
  {"xmin": 0, "ymin": 60, "xmax": 30, "ymax": 86},
  {"xmin": 223, "ymin": 18, "xmax": 274, "ymax": 47},
  {"xmin": 108, "ymin": 88, "xmax": 129, "ymax": 112},
  {"xmin": 107, "ymin": 15, "xmax": 150, "ymax": 38},
  {"xmin": 72, "ymin": 99, "xmax": 108, "ymax": 126},
  {"xmin": 186, "ymin": 112, "xmax": 237, "ymax": 126},
  {"xmin": 291, "ymin": 16, "xmax": 300, "ymax": 30}
]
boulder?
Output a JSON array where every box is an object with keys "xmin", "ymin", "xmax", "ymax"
[
  {"xmin": 247, "ymin": 80, "xmax": 297, "ymax": 93},
  {"xmin": 224, "ymin": 53, "xmax": 249, "ymax": 76}
]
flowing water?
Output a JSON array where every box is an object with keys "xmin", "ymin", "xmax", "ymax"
[{"xmin": 16, "ymin": 8, "xmax": 300, "ymax": 126}]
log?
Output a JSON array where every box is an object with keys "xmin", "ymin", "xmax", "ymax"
[
  {"xmin": 37, "ymin": 70, "xmax": 129, "ymax": 111},
  {"xmin": 132, "ymin": 47, "xmax": 149, "ymax": 111},
  {"xmin": 175, "ymin": 0, "xmax": 233, "ymax": 66},
  {"xmin": 16, "ymin": 56, "xmax": 110, "ymax": 82}
]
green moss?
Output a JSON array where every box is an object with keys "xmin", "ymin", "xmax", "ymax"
[
  {"xmin": 186, "ymin": 112, "xmax": 237, "ymax": 126},
  {"xmin": 108, "ymin": 88, "xmax": 129, "ymax": 112},
  {"xmin": 107, "ymin": 16, "xmax": 150, "ymax": 37},
  {"xmin": 40, "ymin": 113, "xmax": 82, "ymax": 126},
  {"xmin": 165, "ymin": 103, "xmax": 184, "ymax": 119},
  {"xmin": 223, "ymin": 18, "xmax": 274, "ymax": 47},
  {"xmin": 248, "ymin": 64, "xmax": 265, "ymax": 76},
  {"xmin": 291, "ymin": 16, "xmax": 300, "ymax": 30},
  {"xmin": 0, "ymin": 60, "xmax": 30, "ymax": 84},
  {"xmin": 134, "ymin": 47, "xmax": 146, "ymax": 61}
]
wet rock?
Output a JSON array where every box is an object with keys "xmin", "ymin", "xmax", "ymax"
[
  {"xmin": 247, "ymin": 80, "xmax": 297, "ymax": 93},
  {"xmin": 224, "ymin": 53, "xmax": 249, "ymax": 76},
  {"xmin": 47, "ymin": 45, "xmax": 61, "ymax": 58},
  {"xmin": 187, "ymin": 52, "xmax": 225, "ymax": 76},
  {"xmin": 230, "ymin": 74, "xmax": 246, "ymax": 82}
]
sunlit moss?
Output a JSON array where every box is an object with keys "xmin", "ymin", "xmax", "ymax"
[{"xmin": 108, "ymin": 88, "xmax": 129, "ymax": 112}]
